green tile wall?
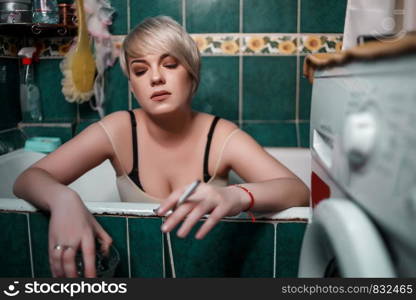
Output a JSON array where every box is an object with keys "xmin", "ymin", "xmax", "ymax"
[
  {"xmin": 192, "ymin": 57, "xmax": 239, "ymax": 121},
  {"xmin": 276, "ymin": 223, "xmax": 307, "ymax": 277},
  {"xmin": 301, "ymin": 0, "xmax": 347, "ymax": 33},
  {"xmin": 0, "ymin": 213, "xmax": 32, "ymax": 277},
  {"xmin": 0, "ymin": 211, "xmax": 307, "ymax": 278},
  {"xmin": 1, "ymin": 0, "xmax": 347, "ymax": 153},
  {"xmin": 128, "ymin": 218, "xmax": 164, "ymax": 277},
  {"xmin": 0, "ymin": 129, "xmax": 25, "ymax": 155},
  {"xmin": 0, "ymin": 58, "xmax": 20, "ymax": 130},
  {"xmin": 186, "ymin": 0, "xmax": 240, "ymax": 33},
  {"xmin": 244, "ymin": 0, "xmax": 298, "ymax": 33},
  {"xmin": 167, "ymin": 221, "xmax": 274, "ymax": 277}
]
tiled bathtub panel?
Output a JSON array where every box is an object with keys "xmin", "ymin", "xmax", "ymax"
[
  {"xmin": 275, "ymin": 222, "xmax": 307, "ymax": 277},
  {"xmin": 130, "ymin": 0, "xmax": 182, "ymax": 26},
  {"xmin": 192, "ymin": 57, "xmax": 239, "ymax": 121},
  {"xmin": 29, "ymin": 212, "xmax": 52, "ymax": 277},
  {"xmin": 167, "ymin": 221, "xmax": 274, "ymax": 277},
  {"xmin": 96, "ymin": 216, "xmax": 129, "ymax": 277},
  {"xmin": 0, "ymin": 212, "xmax": 31, "ymax": 277},
  {"xmin": 128, "ymin": 217, "xmax": 164, "ymax": 278}
]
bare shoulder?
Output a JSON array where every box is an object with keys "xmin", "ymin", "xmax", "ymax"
[
  {"xmin": 199, "ymin": 113, "xmax": 239, "ymax": 136},
  {"xmin": 99, "ymin": 110, "xmax": 131, "ymax": 132}
]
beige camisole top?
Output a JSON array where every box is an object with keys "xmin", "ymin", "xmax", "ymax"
[{"xmin": 97, "ymin": 120, "xmax": 240, "ymax": 203}]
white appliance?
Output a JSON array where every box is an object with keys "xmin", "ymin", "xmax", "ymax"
[{"xmin": 298, "ymin": 53, "xmax": 416, "ymax": 277}]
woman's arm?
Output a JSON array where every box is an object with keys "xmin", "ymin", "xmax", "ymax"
[
  {"xmin": 13, "ymin": 120, "xmax": 117, "ymax": 277},
  {"xmin": 157, "ymin": 126, "xmax": 309, "ymax": 239}
]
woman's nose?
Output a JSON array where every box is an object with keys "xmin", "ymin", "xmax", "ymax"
[{"xmin": 151, "ymin": 68, "xmax": 165, "ymax": 86}]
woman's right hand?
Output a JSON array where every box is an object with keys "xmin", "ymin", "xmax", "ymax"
[{"xmin": 48, "ymin": 191, "xmax": 112, "ymax": 278}]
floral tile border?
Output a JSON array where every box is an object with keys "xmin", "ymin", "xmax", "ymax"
[
  {"xmin": 241, "ymin": 35, "xmax": 297, "ymax": 55},
  {"xmin": 299, "ymin": 34, "xmax": 343, "ymax": 54},
  {"xmin": 192, "ymin": 34, "xmax": 240, "ymax": 55},
  {"xmin": 0, "ymin": 34, "xmax": 343, "ymax": 58}
]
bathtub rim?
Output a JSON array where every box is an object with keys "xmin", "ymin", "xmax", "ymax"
[{"xmin": 0, "ymin": 198, "xmax": 311, "ymax": 221}]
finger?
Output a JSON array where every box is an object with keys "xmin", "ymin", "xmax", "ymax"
[
  {"xmin": 49, "ymin": 241, "xmax": 64, "ymax": 278},
  {"xmin": 195, "ymin": 206, "xmax": 226, "ymax": 240},
  {"xmin": 62, "ymin": 245, "xmax": 78, "ymax": 278},
  {"xmin": 93, "ymin": 221, "xmax": 112, "ymax": 256},
  {"xmin": 81, "ymin": 235, "xmax": 96, "ymax": 278},
  {"xmin": 157, "ymin": 188, "xmax": 186, "ymax": 216},
  {"xmin": 161, "ymin": 202, "xmax": 194, "ymax": 233},
  {"xmin": 176, "ymin": 201, "xmax": 213, "ymax": 238}
]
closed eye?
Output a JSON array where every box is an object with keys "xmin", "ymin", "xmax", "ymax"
[
  {"xmin": 134, "ymin": 69, "xmax": 146, "ymax": 76},
  {"xmin": 164, "ymin": 63, "xmax": 178, "ymax": 69}
]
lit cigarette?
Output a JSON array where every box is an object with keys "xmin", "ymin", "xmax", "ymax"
[{"xmin": 176, "ymin": 180, "xmax": 201, "ymax": 208}]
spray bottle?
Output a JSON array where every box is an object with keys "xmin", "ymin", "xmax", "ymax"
[{"xmin": 18, "ymin": 47, "xmax": 42, "ymax": 122}]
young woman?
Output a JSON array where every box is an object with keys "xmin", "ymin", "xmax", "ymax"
[{"xmin": 13, "ymin": 16, "xmax": 309, "ymax": 278}]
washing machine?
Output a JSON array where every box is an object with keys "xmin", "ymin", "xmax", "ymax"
[{"xmin": 298, "ymin": 53, "xmax": 416, "ymax": 277}]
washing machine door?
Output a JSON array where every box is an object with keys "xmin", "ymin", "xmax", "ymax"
[{"xmin": 298, "ymin": 198, "xmax": 396, "ymax": 277}]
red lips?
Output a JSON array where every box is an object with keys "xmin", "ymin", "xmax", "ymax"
[{"xmin": 151, "ymin": 90, "xmax": 171, "ymax": 100}]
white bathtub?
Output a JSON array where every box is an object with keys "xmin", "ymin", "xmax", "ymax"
[{"xmin": 0, "ymin": 148, "xmax": 311, "ymax": 220}]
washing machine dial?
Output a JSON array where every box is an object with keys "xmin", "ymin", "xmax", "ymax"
[{"xmin": 343, "ymin": 110, "xmax": 378, "ymax": 170}]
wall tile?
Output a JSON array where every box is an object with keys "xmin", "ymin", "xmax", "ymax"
[
  {"xmin": 30, "ymin": 212, "xmax": 52, "ymax": 277},
  {"xmin": 299, "ymin": 122, "xmax": 310, "ymax": 148},
  {"xmin": 78, "ymin": 99, "xmax": 99, "ymax": 120},
  {"xmin": 128, "ymin": 218, "xmax": 164, "ymax": 277},
  {"xmin": 301, "ymin": 0, "xmax": 347, "ymax": 33},
  {"xmin": 186, "ymin": 0, "xmax": 239, "ymax": 33},
  {"xmin": 0, "ymin": 129, "xmax": 25, "ymax": 155},
  {"xmin": 0, "ymin": 213, "xmax": 32, "ymax": 277},
  {"xmin": 244, "ymin": 0, "xmax": 297, "ymax": 33},
  {"xmin": 275, "ymin": 222, "xmax": 307, "ymax": 277},
  {"xmin": 243, "ymin": 57, "xmax": 296, "ymax": 121},
  {"xmin": 0, "ymin": 58, "xmax": 20, "ymax": 130},
  {"xmin": 299, "ymin": 58, "xmax": 312, "ymax": 120},
  {"xmin": 110, "ymin": 0, "xmax": 128, "ymax": 35},
  {"xmin": 168, "ymin": 221, "xmax": 274, "ymax": 277},
  {"xmin": 104, "ymin": 61, "xmax": 129, "ymax": 115},
  {"xmin": 243, "ymin": 123, "xmax": 297, "ymax": 147},
  {"xmin": 20, "ymin": 124, "xmax": 73, "ymax": 143},
  {"xmin": 192, "ymin": 57, "xmax": 239, "ymax": 121},
  {"xmin": 96, "ymin": 216, "xmax": 130, "ymax": 277},
  {"xmin": 130, "ymin": 0, "xmax": 182, "ymax": 27},
  {"xmin": 35, "ymin": 60, "xmax": 76, "ymax": 122}
]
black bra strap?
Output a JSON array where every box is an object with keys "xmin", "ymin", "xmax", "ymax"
[
  {"xmin": 203, "ymin": 116, "xmax": 220, "ymax": 182},
  {"xmin": 127, "ymin": 110, "xmax": 144, "ymax": 191}
]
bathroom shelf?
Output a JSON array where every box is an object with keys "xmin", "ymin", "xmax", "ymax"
[{"xmin": 0, "ymin": 23, "xmax": 77, "ymax": 37}]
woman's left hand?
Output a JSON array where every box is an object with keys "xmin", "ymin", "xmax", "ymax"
[{"xmin": 156, "ymin": 182, "xmax": 248, "ymax": 239}]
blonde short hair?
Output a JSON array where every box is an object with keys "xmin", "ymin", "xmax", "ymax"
[{"xmin": 119, "ymin": 16, "xmax": 201, "ymax": 94}]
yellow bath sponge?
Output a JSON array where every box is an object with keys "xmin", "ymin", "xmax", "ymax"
[{"xmin": 60, "ymin": 0, "xmax": 96, "ymax": 103}]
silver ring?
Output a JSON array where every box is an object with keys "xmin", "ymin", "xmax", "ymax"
[{"xmin": 54, "ymin": 244, "xmax": 73, "ymax": 251}]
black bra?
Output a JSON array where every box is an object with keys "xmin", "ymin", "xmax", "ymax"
[{"xmin": 127, "ymin": 110, "xmax": 220, "ymax": 192}]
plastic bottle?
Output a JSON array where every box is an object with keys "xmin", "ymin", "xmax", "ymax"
[
  {"xmin": 18, "ymin": 47, "xmax": 42, "ymax": 122},
  {"xmin": 32, "ymin": 0, "xmax": 59, "ymax": 24}
]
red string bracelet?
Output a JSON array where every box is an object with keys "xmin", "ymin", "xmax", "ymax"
[{"xmin": 233, "ymin": 185, "xmax": 256, "ymax": 223}]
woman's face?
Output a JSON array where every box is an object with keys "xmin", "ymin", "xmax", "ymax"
[{"xmin": 128, "ymin": 53, "xmax": 193, "ymax": 115}]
